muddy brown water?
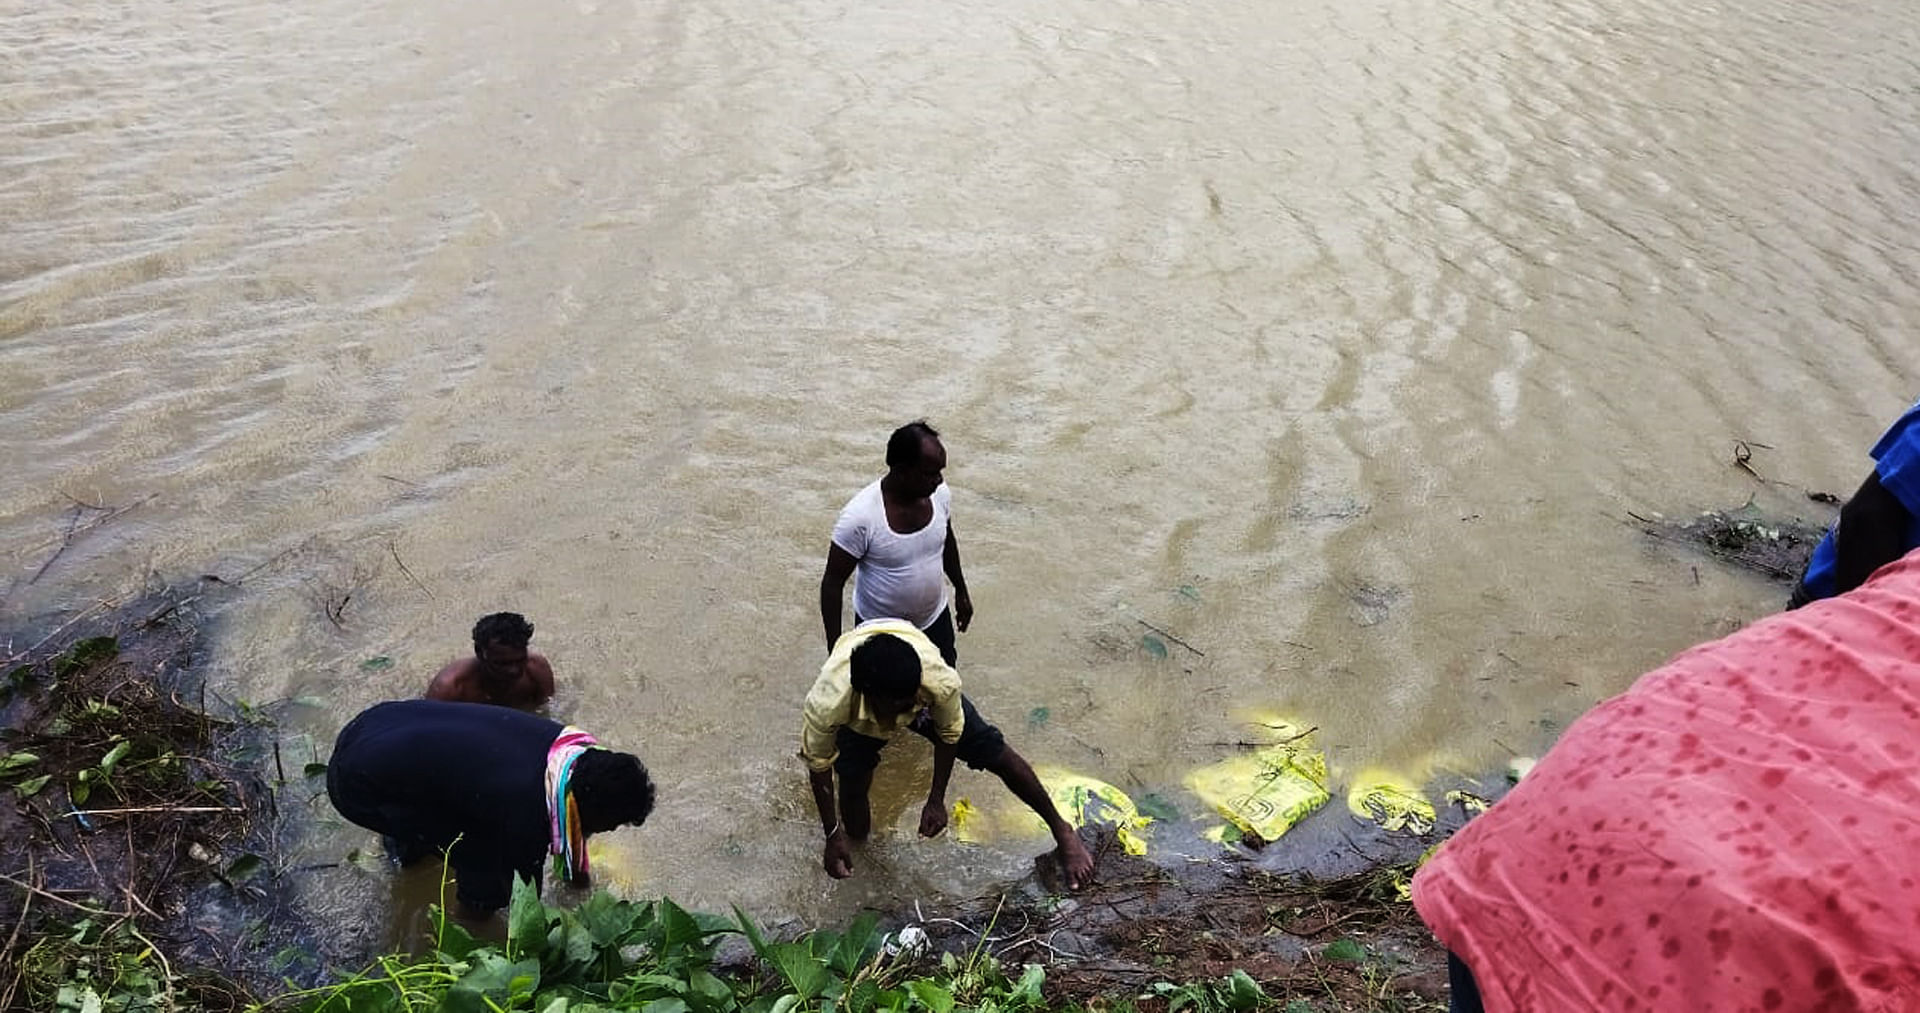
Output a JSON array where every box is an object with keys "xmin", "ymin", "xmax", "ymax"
[{"xmin": 4, "ymin": 0, "xmax": 1918, "ymax": 948}]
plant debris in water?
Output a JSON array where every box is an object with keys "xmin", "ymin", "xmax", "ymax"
[
  {"xmin": 1635, "ymin": 505, "xmax": 1828, "ymax": 582},
  {"xmin": 0, "ymin": 590, "xmax": 282, "ymax": 1011}
]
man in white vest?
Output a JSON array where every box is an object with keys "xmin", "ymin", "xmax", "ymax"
[{"xmin": 819, "ymin": 421, "xmax": 971, "ymax": 666}]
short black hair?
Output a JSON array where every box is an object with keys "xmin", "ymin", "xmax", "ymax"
[
  {"xmin": 472, "ymin": 612, "xmax": 534, "ymax": 652},
  {"xmin": 572, "ymin": 750, "xmax": 656, "ymax": 832},
  {"xmin": 849, "ymin": 633, "xmax": 922, "ymax": 700},
  {"xmin": 885, "ymin": 421, "xmax": 941, "ymax": 470}
]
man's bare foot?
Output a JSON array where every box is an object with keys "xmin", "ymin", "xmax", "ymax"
[{"xmin": 1054, "ymin": 832, "xmax": 1095, "ymax": 890}]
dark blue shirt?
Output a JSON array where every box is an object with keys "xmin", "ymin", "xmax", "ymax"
[
  {"xmin": 327, "ymin": 700, "xmax": 560, "ymax": 911},
  {"xmin": 1801, "ymin": 399, "xmax": 1920, "ymax": 600}
]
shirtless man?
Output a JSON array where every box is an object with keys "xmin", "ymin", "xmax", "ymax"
[
  {"xmin": 424, "ymin": 612, "xmax": 555, "ymax": 711},
  {"xmin": 820, "ymin": 421, "xmax": 972, "ymax": 665}
]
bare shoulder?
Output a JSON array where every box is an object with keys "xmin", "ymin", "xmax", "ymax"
[
  {"xmin": 425, "ymin": 658, "xmax": 474, "ymax": 701},
  {"xmin": 529, "ymin": 653, "xmax": 556, "ymax": 697}
]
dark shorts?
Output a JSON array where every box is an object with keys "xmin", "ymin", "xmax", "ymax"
[
  {"xmin": 833, "ymin": 694, "xmax": 1006, "ymax": 778},
  {"xmin": 856, "ymin": 607, "xmax": 958, "ymax": 668}
]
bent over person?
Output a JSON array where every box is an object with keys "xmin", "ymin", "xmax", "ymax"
[
  {"xmin": 426, "ymin": 612, "xmax": 556, "ymax": 711},
  {"xmin": 328, "ymin": 699, "xmax": 654, "ymax": 918},
  {"xmin": 800, "ymin": 619, "xmax": 1094, "ymax": 888},
  {"xmin": 1414, "ymin": 550, "xmax": 1920, "ymax": 1011}
]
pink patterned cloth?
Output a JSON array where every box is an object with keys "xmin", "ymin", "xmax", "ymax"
[
  {"xmin": 545, "ymin": 726, "xmax": 600, "ymax": 883},
  {"xmin": 1415, "ymin": 552, "xmax": 1920, "ymax": 1013}
]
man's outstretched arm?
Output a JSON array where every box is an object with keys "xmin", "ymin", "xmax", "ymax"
[
  {"xmin": 919, "ymin": 741, "xmax": 957, "ymax": 837},
  {"xmin": 808, "ymin": 767, "xmax": 853, "ymax": 878},
  {"xmin": 820, "ymin": 544, "xmax": 860, "ymax": 651},
  {"xmin": 1835, "ymin": 472, "xmax": 1912, "ymax": 595}
]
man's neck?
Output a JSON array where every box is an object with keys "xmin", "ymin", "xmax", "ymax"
[{"xmin": 879, "ymin": 473, "xmax": 922, "ymax": 504}]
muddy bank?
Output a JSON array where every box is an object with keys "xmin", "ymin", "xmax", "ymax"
[
  {"xmin": 883, "ymin": 831, "xmax": 1448, "ymax": 1011},
  {"xmin": 0, "ymin": 584, "xmax": 341, "ymax": 1009}
]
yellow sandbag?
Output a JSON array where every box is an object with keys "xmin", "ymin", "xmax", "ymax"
[
  {"xmin": 1346, "ymin": 772, "xmax": 1436, "ymax": 835},
  {"xmin": 951, "ymin": 767, "xmax": 1152, "ymax": 855},
  {"xmin": 1444, "ymin": 789, "xmax": 1491, "ymax": 815},
  {"xmin": 1185, "ymin": 722, "xmax": 1329, "ymax": 844}
]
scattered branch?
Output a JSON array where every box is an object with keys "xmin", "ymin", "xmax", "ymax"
[
  {"xmin": 1136, "ymin": 619, "xmax": 1205, "ymax": 657},
  {"xmin": 27, "ymin": 493, "xmax": 157, "ymax": 585},
  {"xmin": 389, "ymin": 542, "xmax": 434, "ymax": 600}
]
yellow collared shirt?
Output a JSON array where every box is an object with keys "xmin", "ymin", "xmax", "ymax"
[{"xmin": 800, "ymin": 619, "xmax": 964, "ymax": 772}]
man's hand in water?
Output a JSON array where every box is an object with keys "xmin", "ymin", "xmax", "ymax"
[
  {"xmin": 823, "ymin": 829, "xmax": 854, "ymax": 879},
  {"xmin": 1056, "ymin": 831, "xmax": 1096, "ymax": 891},
  {"xmin": 918, "ymin": 800, "xmax": 950, "ymax": 838}
]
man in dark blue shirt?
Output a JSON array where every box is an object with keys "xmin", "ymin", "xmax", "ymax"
[
  {"xmin": 1791, "ymin": 398, "xmax": 1920, "ymax": 606},
  {"xmin": 327, "ymin": 700, "xmax": 654, "ymax": 917}
]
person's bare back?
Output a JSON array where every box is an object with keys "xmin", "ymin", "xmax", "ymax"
[{"xmin": 423, "ymin": 612, "xmax": 556, "ymax": 712}]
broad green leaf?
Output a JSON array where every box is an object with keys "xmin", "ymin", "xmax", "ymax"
[
  {"xmin": 766, "ymin": 942, "xmax": 832, "ymax": 999},
  {"xmin": 539, "ymin": 998, "xmax": 571, "ymax": 1013},
  {"xmin": 16, "ymin": 775, "xmax": 50, "ymax": 798},
  {"xmin": 687, "ymin": 970, "xmax": 730, "ymax": 1003},
  {"xmin": 656, "ymin": 897, "xmax": 703, "ymax": 951},
  {"xmin": 580, "ymin": 891, "xmax": 643, "ymax": 946},
  {"xmin": 907, "ymin": 981, "xmax": 954, "ymax": 1013},
  {"xmin": 440, "ymin": 987, "xmax": 497, "ymax": 1013},
  {"xmin": 624, "ymin": 974, "xmax": 690, "ymax": 998},
  {"xmin": 457, "ymin": 953, "xmax": 542, "ymax": 996},
  {"xmin": 0, "ymin": 753, "xmax": 39, "ymax": 777},
  {"xmin": 508, "ymin": 876, "xmax": 550, "ymax": 959},
  {"xmin": 642, "ymin": 999, "xmax": 691, "ymax": 1013},
  {"xmin": 768, "ymin": 995, "xmax": 803, "ymax": 1013},
  {"xmin": 1224, "ymin": 969, "xmax": 1264, "ymax": 1011},
  {"xmin": 304, "ymin": 762, "xmax": 329, "ymax": 778},
  {"xmin": 733, "ymin": 905, "xmax": 774, "ymax": 960},
  {"xmin": 845, "ymin": 979, "xmax": 882, "ymax": 1013},
  {"xmin": 225, "ymin": 854, "xmax": 264, "ymax": 882},
  {"xmin": 827, "ymin": 912, "xmax": 881, "ymax": 975},
  {"xmin": 557, "ymin": 915, "xmax": 597, "ymax": 970},
  {"xmin": 1141, "ymin": 635, "xmax": 1169, "ymax": 659}
]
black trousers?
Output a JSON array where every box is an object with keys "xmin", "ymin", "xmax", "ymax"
[{"xmin": 1449, "ymin": 952, "xmax": 1485, "ymax": 1013}]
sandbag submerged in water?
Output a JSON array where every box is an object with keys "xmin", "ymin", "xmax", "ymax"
[
  {"xmin": 1346, "ymin": 770, "xmax": 1437, "ymax": 835},
  {"xmin": 952, "ymin": 767, "xmax": 1153, "ymax": 855},
  {"xmin": 1186, "ymin": 718, "xmax": 1330, "ymax": 844}
]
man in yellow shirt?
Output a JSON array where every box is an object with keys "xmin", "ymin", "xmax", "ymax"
[{"xmin": 800, "ymin": 619, "xmax": 1095, "ymax": 889}]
